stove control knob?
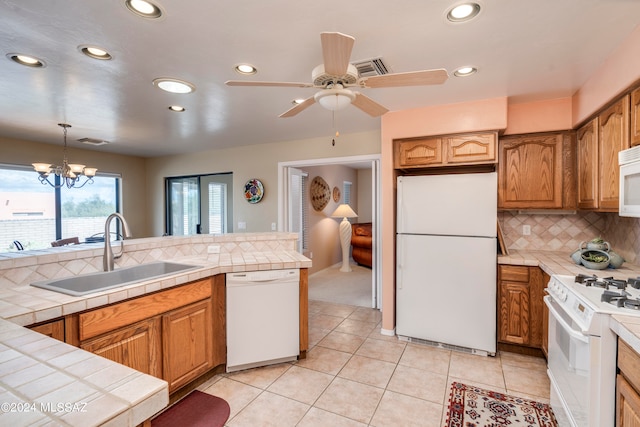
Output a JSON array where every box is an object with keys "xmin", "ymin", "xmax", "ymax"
[{"xmin": 559, "ymin": 289, "xmax": 567, "ymax": 302}]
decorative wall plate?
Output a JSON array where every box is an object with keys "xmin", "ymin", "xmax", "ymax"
[
  {"xmin": 310, "ymin": 176, "xmax": 330, "ymax": 211},
  {"xmin": 244, "ymin": 179, "xmax": 264, "ymax": 203},
  {"xmin": 332, "ymin": 186, "xmax": 341, "ymax": 202}
]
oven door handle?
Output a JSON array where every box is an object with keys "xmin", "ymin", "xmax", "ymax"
[{"xmin": 544, "ymin": 296, "xmax": 590, "ymax": 344}]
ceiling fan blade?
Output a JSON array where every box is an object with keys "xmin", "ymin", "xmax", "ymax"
[
  {"xmin": 360, "ymin": 69, "xmax": 449, "ymax": 88},
  {"xmin": 279, "ymin": 96, "xmax": 316, "ymax": 118},
  {"xmin": 352, "ymin": 93, "xmax": 389, "ymax": 117},
  {"xmin": 225, "ymin": 80, "xmax": 313, "ymax": 88},
  {"xmin": 320, "ymin": 32, "xmax": 355, "ymax": 76}
]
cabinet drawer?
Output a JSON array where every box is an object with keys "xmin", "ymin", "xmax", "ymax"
[
  {"xmin": 499, "ymin": 265, "xmax": 529, "ymax": 283},
  {"xmin": 79, "ymin": 278, "xmax": 212, "ymax": 341},
  {"xmin": 619, "ymin": 339, "xmax": 640, "ymax": 393}
]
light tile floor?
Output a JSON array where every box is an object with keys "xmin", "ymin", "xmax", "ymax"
[{"xmin": 198, "ymin": 300, "xmax": 550, "ymax": 426}]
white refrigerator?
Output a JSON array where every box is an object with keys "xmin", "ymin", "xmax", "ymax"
[{"xmin": 396, "ymin": 172, "xmax": 497, "ymax": 355}]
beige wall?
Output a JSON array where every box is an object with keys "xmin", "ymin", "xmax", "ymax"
[
  {"xmin": 145, "ymin": 130, "xmax": 381, "ymax": 237},
  {"xmin": 357, "ymin": 168, "xmax": 373, "ymax": 223},
  {"xmin": 302, "ymin": 164, "xmax": 358, "ymax": 274},
  {"xmin": 0, "ymin": 136, "xmax": 149, "ymax": 237}
]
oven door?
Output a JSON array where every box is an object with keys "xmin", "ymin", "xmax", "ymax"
[{"xmin": 545, "ymin": 295, "xmax": 592, "ymax": 427}]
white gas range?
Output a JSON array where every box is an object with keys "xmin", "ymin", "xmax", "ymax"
[{"xmin": 545, "ymin": 273, "xmax": 640, "ymax": 427}]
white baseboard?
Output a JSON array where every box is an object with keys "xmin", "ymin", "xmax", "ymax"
[{"xmin": 380, "ymin": 327, "xmax": 395, "ymax": 337}]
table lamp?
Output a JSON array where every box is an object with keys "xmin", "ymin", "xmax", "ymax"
[{"xmin": 331, "ymin": 204, "xmax": 358, "ymax": 272}]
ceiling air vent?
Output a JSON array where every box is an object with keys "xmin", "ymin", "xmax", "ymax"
[
  {"xmin": 352, "ymin": 57, "xmax": 390, "ymax": 77},
  {"xmin": 78, "ymin": 137, "xmax": 110, "ymax": 146}
]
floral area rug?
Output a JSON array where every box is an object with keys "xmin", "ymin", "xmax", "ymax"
[{"xmin": 444, "ymin": 382, "xmax": 558, "ymax": 427}]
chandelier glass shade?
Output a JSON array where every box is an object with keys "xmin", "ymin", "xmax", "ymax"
[{"xmin": 33, "ymin": 123, "xmax": 97, "ymax": 189}]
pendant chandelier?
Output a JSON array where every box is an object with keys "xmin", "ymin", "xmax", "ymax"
[{"xmin": 32, "ymin": 123, "xmax": 97, "ymax": 189}]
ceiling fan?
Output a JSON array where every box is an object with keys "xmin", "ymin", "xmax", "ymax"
[{"xmin": 225, "ymin": 32, "xmax": 448, "ymax": 118}]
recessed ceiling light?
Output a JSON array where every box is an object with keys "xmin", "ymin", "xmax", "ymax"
[
  {"xmin": 454, "ymin": 66, "xmax": 478, "ymax": 77},
  {"xmin": 235, "ymin": 64, "xmax": 257, "ymax": 75},
  {"xmin": 152, "ymin": 78, "xmax": 196, "ymax": 94},
  {"xmin": 79, "ymin": 45, "xmax": 112, "ymax": 60},
  {"xmin": 168, "ymin": 105, "xmax": 185, "ymax": 112},
  {"xmin": 446, "ymin": 3, "xmax": 481, "ymax": 22},
  {"xmin": 125, "ymin": 0, "xmax": 162, "ymax": 18},
  {"xmin": 7, "ymin": 53, "xmax": 45, "ymax": 67}
]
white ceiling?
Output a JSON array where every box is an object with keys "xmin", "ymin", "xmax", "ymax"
[{"xmin": 1, "ymin": 0, "xmax": 639, "ymax": 158}]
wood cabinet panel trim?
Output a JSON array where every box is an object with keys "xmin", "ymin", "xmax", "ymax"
[{"xmin": 79, "ymin": 278, "xmax": 212, "ymax": 341}]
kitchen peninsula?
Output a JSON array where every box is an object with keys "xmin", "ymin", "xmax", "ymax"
[{"xmin": 0, "ymin": 232, "xmax": 311, "ymax": 426}]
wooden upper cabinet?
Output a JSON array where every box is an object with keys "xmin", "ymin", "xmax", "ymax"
[
  {"xmin": 395, "ymin": 137, "xmax": 441, "ymax": 168},
  {"xmin": 598, "ymin": 95, "xmax": 630, "ymax": 211},
  {"xmin": 577, "ymin": 118, "xmax": 599, "ymax": 209},
  {"xmin": 394, "ymin": 132, "xmax": 497, "ymax": 169},
  {"xmin": 498, "ymin": 132, "xmax": 574, "ymax": 209},
  {"xmin": 632, "ymin": 87, "xmax": 640, "ymax": 146},
  {"xmin": 444, "ymin": 133, "xmax": 497, "ymax": 165}
]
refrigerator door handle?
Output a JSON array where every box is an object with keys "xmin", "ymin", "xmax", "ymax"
[{"xmin": 396, "ymin": 236, "xmax": 402, "ymax": 289}]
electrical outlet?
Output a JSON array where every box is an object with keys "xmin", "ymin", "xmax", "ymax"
[
  {"xmin": 523, "ymin": 225, "xmax": 531, "ymax": 236},
  {"xmin": 271, "ymin": 222, "xmax": 276, "ymax": 231},
  {"xmin": 207, "ymin": 245, "xmax": 220, "ymax": 254},
  {"xmin": 238, "ymin": 221, "xmax": 246, "ymax": 230}
]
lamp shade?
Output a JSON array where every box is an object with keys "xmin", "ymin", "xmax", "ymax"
[{"xmin": 331, "ymin": 204, "xmax": 358, "ymax": 219}]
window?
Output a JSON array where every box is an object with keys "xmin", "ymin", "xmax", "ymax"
[
  {"xmin": 208, "ymin": 182, "xmax": 226, "ymax": 234},
  {"xmin": 343, "ymin": 181, "xmax": 352, "ymax": 205},
  {"xmin": 165, "ymin": 173, "xmax": 233, "ymax": 236},
  {"xmin": 0, "ymin": 165, "xmax": 121, "ymax": 252}
]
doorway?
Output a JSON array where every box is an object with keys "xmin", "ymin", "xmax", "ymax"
[{"xmin": 278, "ymin": 155, "xmax": 381, "ymax": 309}]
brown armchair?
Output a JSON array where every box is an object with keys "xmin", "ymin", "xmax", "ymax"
[{"xmin": 351, "ymin": 222, "xmax": 372, "ymax": 268}]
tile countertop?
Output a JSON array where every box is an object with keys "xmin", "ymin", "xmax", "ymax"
[
  {"xmin": 500, "ymin": 249, "xmax": 640, "ymax": 360},
  {"xmin": 0, "ymin": 248, "xmax": 311, "ymax": 427}
]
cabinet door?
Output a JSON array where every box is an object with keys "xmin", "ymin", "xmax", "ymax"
[
  {"xmin": 395, "ymin": 138, "xmax": 441, "ymax": 168},
  {"xmin": 599, "ymin": 95, "xmax": 630, "ymax": 211},
  {"xmin": 162, "ymin": 299, "xmax": 213, "ymax": 393},
  {"xmin": 498, "ymin": 134, "xmax": 563, "ymax": 209},
  {"xmin": 498, "ymin": 282, "xmax": 530, "ymax": 345},
  {"xmin": 445, "ymin": 133, "xmax": 497, "ymax": 165},
  {"xmin": 617, "ymin": 374, "xmax": 640, "ymax": 427},
  {"xmin": 632, "ymin": 87, "xmax": 640, "ymax": 147},
  {"xmin": 29, "ymin": 319, "xmax": 65, "ymax": 342},
  {"xmin": 81, "ymin": 317, "xmax": 162, "ymax": 377},
  {"xmin": 577, "ymin": 118, "xmax": 599, "ymax": 209}
]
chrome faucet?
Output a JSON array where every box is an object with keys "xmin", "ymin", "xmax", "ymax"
[{"xmin": 103, "ymin": 213, "xmax": 132, "ymax": 272}]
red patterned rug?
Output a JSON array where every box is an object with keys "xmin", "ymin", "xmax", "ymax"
[
  {"xmin": 445, "ymin": 382, "xmax": 558, "ymax": 427},
  {"xmin": 152, "ymin": 390, "xmax": 230, "ymax": 427}
]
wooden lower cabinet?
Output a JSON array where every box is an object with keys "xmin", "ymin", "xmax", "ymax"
[
  {"xmin": 28, "ymin": 319, "xmax": 65, "ymax": 342},
  {"xmin": 81, "ymin": 317, "xmax": 162, "ymax": 377},
  {"xmin": 162, "ymin": 299, "xmax": 213, "ymax": 393},
  {"xmin": 617, "ymin": 339, "xmax": 640, "ymax": 426},
  {"xmin": 498, "ymin": 265, "xmax": 546, "ymax": 352},
  {"xmin": 76, "ymin": 276, "xmax": 222, "ymax": 395}
]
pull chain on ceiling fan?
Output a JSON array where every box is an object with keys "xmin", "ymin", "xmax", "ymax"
[{"xmin": 226, "ymin": 32, "xmax": 448, "ymax": 118}]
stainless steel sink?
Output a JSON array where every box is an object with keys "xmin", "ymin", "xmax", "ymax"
[{"xmin": 31, "ymin": 262, "xmax": 201, "ymax": 296}]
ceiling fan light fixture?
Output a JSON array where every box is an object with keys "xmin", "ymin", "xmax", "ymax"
[
  {"xmin": 446, "ymin": 2, "xmax": 481, "ymax": 22},
  {"xmin": 153, "ymin": 78, "xmax": 195, "ymax": 94},
  {"xmin": 454, "ymin": 66, "xmax": 477, "ymax": 77},
  {"xmin": 235, "ymin": 64, "xmax": 257, "ymax": 75},
  {"xmin": 7, "ymin": 53, "xmax": 45, "ymax": 68},
  {"xmin": 315, "ymin": 86, "xmax": 356, "ymax": 111},
  {"xmin": 79, "ymin": 45, "xmax": 112, "ymax": 60},
  {"xmin": 125, "ymin": 0, "xmax": 162, "ymax": 18}
]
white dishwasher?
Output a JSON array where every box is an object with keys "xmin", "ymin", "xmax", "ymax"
[{"xmin": 226, "ymin": 269, "xmax": 300, "ymax": 372}]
